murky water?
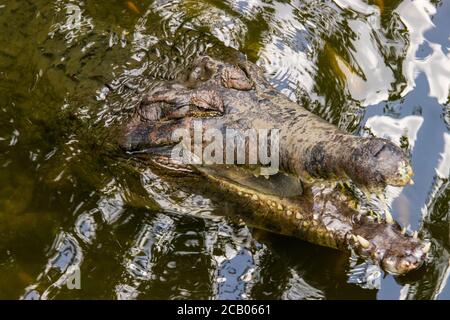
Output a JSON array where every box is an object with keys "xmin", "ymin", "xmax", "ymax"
[{"xmin": 0, "ymin": 0, "xmax": 449, "ymax": 300}]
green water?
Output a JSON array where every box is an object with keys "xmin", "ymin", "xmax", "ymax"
[{"xmin": 0, "ymin": 0, "xmax": 449, "ymax": 299}]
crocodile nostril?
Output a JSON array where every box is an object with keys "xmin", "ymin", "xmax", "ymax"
[
  {"xmin": 400, "ymin": 256, "xmax": 423, "ymax": 272},
  {"xmin": 402, "ymin": 260, "xmax": 411, "ymax": 269}
]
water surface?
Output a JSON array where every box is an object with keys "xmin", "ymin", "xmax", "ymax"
[{"xmin": 0, "ymin": 0, "xmax": 449, "ymax": 299}]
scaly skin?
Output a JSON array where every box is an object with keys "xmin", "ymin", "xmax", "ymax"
[
  {"xmin": 120, "ymin": 56, "xmax": 429, "ymax": 275},
  {"xmin": 121, "ymin": 56, "xmax": 413, "ymax": 190}
]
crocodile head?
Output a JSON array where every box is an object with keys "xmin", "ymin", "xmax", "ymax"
[{"xmin": 119, "ymin": 55, "xmax": 426, "ymax": 275}]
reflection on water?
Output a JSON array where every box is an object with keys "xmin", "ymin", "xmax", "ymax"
[{"xmin": 0, "ymin": 0, "xmax": 449, "ymax": 299}]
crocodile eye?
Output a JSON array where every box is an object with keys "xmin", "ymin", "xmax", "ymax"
[
  {"xmin": 187, "ymin": 56, "xmax": 217, "ymax": 83},
  {"xmin": 221, "ymin": 66, "xmax": 253, "ymax": 90},
  {"xmin": 190, "ymin": 90, "xmax": 224, "ymax": 113},
  {"xmin": 188, "ymin": 66, "xmax": 204, "ymax": 82}
]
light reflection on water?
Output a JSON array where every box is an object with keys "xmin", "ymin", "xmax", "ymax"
[{"xmin": 0, "ymin": 0, "xmax": 449, "ymax": 300}]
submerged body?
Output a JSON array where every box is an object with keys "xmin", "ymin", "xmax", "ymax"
[{"xmin": 120, "ymin": 56, "xmax": 429, "ymax": 275}]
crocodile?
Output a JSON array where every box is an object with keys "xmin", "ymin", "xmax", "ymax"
[{"xmin": 119, "ymin": 56, "xmax": 430, "ymax": 275}]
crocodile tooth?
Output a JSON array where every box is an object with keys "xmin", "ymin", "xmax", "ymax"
[
  {"xmin": 422, "ymin": 242, "xmax": 431, "ymax": 253},
  {"xmin": 401, "ymin": 227, "xmax": 406, "ymax": 235},
  {"xmin": 412, "ymin": 231, "xmax": 418, "ymax": 239},
  {"xmin": 295, "ymin": 212, "xmax": 302, "ymax": 220},
  {"xmin": 356, "ymin": 235, "xmax": 370, "ymax": 248},
  {"xmin": 277, "ymin": 204, "xmax": 283, "ymax": 210},
  {"xmin": 385, "ymin": 210, "xmax": 394, "ymax": 224},
  {"xmin": 251, "ymin": 194, "xmax": 258, "ymax": 201},
  {"xmin": 286, "ymin": 210, "xmax": 292, "ymax": 216},
  {"xmin": 409, "ymin": 179, "xmax": 414, "ymax": 185}
]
